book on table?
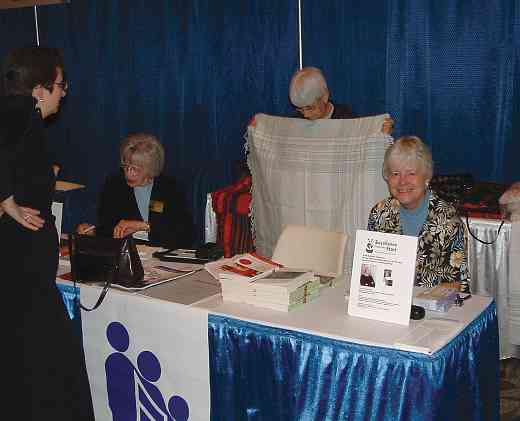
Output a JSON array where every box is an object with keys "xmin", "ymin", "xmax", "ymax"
[{"xmin": 204, "ymin": 252, "xmax": 281, "ymax": 282}]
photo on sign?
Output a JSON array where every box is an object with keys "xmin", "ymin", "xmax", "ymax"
[
  {"xmin": 359, "ymin": 263, "xmax": 376, "ymax": 288},
  {"xmin": 383, "ymin": 269, "xmax": 393, "ymax": 287}
]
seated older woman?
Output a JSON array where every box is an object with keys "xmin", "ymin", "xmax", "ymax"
[
  {"xmin": 78, "ymin": 132, "xmax": 193, "ymax": 248},
  {"xmin": 367, "ymin": 136, "xmax": 470, "ymax": 292}
]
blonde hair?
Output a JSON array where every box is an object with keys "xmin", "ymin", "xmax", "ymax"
[
  {"xmin": 383, "ymin": 136, "xmax": 433, "ymax": 180},
  {"xmin": 120, "ymin": 133, "xmax": 165, "ymax": 178}
]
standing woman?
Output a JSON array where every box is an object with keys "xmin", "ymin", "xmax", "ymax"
[{"xmin": 0, "ymin": 47, "xmax": 94, "ymax": 419}]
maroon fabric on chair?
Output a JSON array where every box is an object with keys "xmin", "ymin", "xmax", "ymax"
[{"xmin": 211, "ymin": 175, "xmax": 254, "ymax": 257}]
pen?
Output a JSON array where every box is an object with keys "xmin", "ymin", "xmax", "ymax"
[{"xmin": 81, "ymin": 225, "xmax": 96, "ymax": 234}]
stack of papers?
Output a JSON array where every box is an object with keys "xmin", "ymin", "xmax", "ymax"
[{"xmin": 205, "ymin": 254, "xmax": 320, "ymax": 312}]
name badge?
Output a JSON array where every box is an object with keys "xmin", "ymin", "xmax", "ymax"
[{"xmin": 149, "ymin": 200, "xmax": 164, "ymax": 213}]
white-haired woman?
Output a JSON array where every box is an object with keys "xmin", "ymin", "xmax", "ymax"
[
  {"xmin": 78, "ymin": 133, "xmax": 193, "ymax": 248},
  {"xmin": 367, "ymin": 136, "xmax": 470, "ymax": 292}
]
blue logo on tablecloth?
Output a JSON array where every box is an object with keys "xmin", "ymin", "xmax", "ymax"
[{"xmin": 105, "ymin": 321, "xmax": 189, "ymax": 421}]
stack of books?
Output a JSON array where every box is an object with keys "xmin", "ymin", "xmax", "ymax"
[
  {"xmin": 246, "ymin": 270, "xmax": 320, "ymax": 311},
  {"xmin": 205, "ymin": 253, "xmax": 320, "ymax": 311}
]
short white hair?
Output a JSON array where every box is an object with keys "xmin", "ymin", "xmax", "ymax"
[
  {"xmin": 383, "ymin": 136, "xmax": 434, "ymax": 181},
  {"xmin": 120, "ymin": 133, "xmax": 165, "ymax": 178},
  {"xmin": 289, "ymin": 67, "xmax": 329, "ymax": 107}
]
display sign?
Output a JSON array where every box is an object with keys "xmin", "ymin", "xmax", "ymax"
[
  {"xmin": 0, "ymin": 0, "xmax": 68, "ymax": 9},
  {"xmin": 347, "ymin": 229, "xmax": 418, "ymax": 326},
  {"xmin": 81, "ymin": 287, "xmax": 210, "ymax": 420}
]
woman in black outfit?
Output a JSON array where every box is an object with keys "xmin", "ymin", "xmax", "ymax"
[{"xmin": 1, "ymin": 47, "xmax": 94, "ymax": 420}]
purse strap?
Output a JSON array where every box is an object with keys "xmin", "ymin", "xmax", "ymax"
[{"xmin": 69, "ymin": 233, "xmax": 121, "ymax": 312}]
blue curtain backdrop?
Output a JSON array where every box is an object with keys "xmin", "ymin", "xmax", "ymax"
[
  {"xmin": 0, "ymin": 7, "xmax": 36, "ymax": 60},
  {"xmin": 385, "ymin": 0, "xmax": 519, "ymax": 183},
  {"xmin": 0, "ymin": 0, "xmax": 518, "ymax": 239},
  {"xmin": 6, "ymin": 0, "xmax": 298, "ymax": 241},
  {"xmin": 301, "ymin": 1, "xmax": 389, "ymax": 118},
  {"xmin": 302, "ymin": 0, "xmax": 519, "ymax": 183}
]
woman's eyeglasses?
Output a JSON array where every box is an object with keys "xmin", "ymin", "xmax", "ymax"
[
  {"xmin": 120, "ymin": 163, "xmax": 143, "ymax": 174},
  {"xmin": 55, "ymin": 81, "xmax": 68, "ymax": 90}
]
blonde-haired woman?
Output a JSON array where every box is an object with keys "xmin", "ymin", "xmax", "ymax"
[{"xmin": 78, "ymin": 132, "xmax": 193, "ymax": 248}]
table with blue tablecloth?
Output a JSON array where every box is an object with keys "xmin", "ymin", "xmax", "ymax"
[{"xmin": 57, "ymin": 268, "xmax": 500, "ymax": 421}]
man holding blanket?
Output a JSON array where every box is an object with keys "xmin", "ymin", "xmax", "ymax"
[{"xmin": 289, "ymin": 66, "xmax": 394, "ymax": 134}]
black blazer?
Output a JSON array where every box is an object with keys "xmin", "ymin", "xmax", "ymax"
[
  {"xmin": 97, "ymin": 172, "xmax": 194, "ymax": 249},
  {"xmin": 330, "ymin": 103, "xmax": 356, "ymax": 119}
]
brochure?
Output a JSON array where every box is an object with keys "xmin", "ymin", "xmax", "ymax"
[{"xmin": 347, "ymin": 229, "xmax": 418, "ymax": 326}]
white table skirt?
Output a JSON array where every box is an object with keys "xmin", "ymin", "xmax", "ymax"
[{"xmin": 467, "ymin": 217, "xmax": 519, "ymax": 359}]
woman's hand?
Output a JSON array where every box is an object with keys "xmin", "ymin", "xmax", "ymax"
[
  {"xmin": 76, "ymin": 223, "xmax": 96, "ymax": 235},
  {"xmin": 113, "ymin": 219, "xmax": 149, "ymax": 238},
  {"xmin": 382, "ymin": 117, "xmax": 394, "ymax": 135},
  {"xmin": 1, "ymin": 195, "xmax": 44, "ymax": 231}
]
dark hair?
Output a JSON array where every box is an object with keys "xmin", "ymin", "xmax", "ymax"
[{"xmin": 1, "ymin": 46, "xmax": 65, "ymax": 96}]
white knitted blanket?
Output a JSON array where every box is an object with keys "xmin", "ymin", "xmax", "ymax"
[{"xmin": 246, "ymin": 113, "xmax": 392, "ymax": 278}]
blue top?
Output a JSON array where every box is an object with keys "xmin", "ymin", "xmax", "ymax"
[
  {"xmin": 400, "ymin": 190, "xmax": 431, "ymax": 236},
  {"xmin": 133, "ymin": 180, "xmax": 154, "ymax": 222}
]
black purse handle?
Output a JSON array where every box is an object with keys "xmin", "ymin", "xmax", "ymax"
[{"xmin": 69, "ymin": 234, "xmax": 120, "ymax": 312}]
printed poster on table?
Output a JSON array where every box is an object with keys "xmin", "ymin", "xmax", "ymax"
[{"xmin": 347, "ymin": 229, "xmax": 418, "ymax": 326}]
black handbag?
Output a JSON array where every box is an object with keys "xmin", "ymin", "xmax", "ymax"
[{"xmin": 69, "ymin": 234, "xmax": 144, "ymax": 311}]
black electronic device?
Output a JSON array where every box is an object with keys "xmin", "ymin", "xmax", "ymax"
[
  {"xmin": 410, "ymin": 305, "xmax": 426, "ymax": 320},
  {"xmin": 195, "ymin": 242, "xmax": 224, "ymax": 260},
  {"xmin": 152, "ymin": 243, "xmax": 223, "ymax": 264}
]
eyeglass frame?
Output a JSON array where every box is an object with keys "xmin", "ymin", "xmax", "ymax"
[
  {"xmin": 45, "ymin": 80, "xmax": 68, "ymax": 92},
  {"xmin": 120, "ymin": 162, "xmax": 144, "ymax": 174},
  {"xmin": 294, "ymin": 95, "xmax": 325, "ymax": 114}
]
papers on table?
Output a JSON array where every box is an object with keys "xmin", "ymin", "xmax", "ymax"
[
  {"xmin": 204, "ymin": 252, "xmax": 281, "ymax": 282},
  {"xmin": 56, "ymin": 246, "xmax": 204, "ymax": 292},
  {"xmin": 394, "ymin": 317, "xmax": 463, "ymax": 354},
  {"xmin": 110, "ymin": 260, "xmax": 201, "ymax": 291},
  {"xmin": 348, "ymin": 230, "xmax": 418, "ymax": 326}
]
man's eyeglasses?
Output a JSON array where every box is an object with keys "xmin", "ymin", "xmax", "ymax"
[
  {"xmin": 296, "ymin": 104, "xmax": 318, "ymax": 113},
  {"xmin": 295, "ymin": 98, "xmax": 321, "ymax": 114}
]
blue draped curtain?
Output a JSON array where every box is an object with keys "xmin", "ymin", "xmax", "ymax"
[
  {"xmin": 0, "ymin": 0, "xmax": 518, "ymax": 238},
  {"xmin": 385, "ymin": 0, "xmax": 519, "ymax": 182},
  {"xmin": 302, "ymin": 0, "xmax": 519, "ymax": 183},
  {"xmin": 301, "ymin": 1, "xmax": 389, "ymax": 117},
  {"xmin": 0, "ymin": 7, "xmax": 36, "ymax": 59}
]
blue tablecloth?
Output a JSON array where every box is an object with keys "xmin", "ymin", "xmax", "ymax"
[
  {"xmin": 58, "ymin": 283, "xmax": 499, "ymax": 421},
  {"xmin": 57, "ymin": 283, "xmax": 82, "ymax": 337},
  {"xmin": 208, "ymin": 301, "xmax": 499, "ymax": 421}
]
